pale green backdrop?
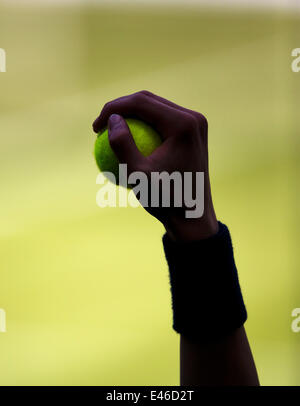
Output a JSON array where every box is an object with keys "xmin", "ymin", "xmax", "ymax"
[{"xmin": 0, "ymin": 2, "xmax": 299, "ymax": 385}]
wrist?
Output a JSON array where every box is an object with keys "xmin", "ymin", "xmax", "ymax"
[
  {"xmin": 164, "ymin": 211, "xmax": 219, "ymax": 242},
  {"xmin": 162, "ymin": 221, "xmax": 248, "ymax": 341}
]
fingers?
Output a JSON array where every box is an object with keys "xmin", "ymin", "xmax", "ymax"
[
  {"xmin": 140, "ymin": 90, "xmax": 196, "ymax": 115},
  {"xmin": 140, "ymin": 90, "xmax": 208, "ymax": 134},
  {"xmin": 93, "ymin": 91, "xmax": 196, "ymax": 138},
  {"xmin": 108, "ymin": 114, "xmax": 146, "ymax": 171}
]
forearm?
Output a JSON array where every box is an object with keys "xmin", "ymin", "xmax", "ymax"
[{"xmin": 180, "ymin": 327, "xmax": 259, "ymax": 386}]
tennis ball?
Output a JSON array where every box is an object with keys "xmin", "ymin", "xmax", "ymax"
[{"xmin": 94, "ymin": 118, "xmax": 162, "ymax": 187}]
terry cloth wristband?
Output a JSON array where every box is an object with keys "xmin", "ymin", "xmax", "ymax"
[{"xmin": 162, "ymin": 221, "xmax": 247, "ymax": 341}]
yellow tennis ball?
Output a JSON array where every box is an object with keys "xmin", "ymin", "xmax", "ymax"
[{"xmin": 94, "ymin": 118, "xmax": 162, "ymax": 187}]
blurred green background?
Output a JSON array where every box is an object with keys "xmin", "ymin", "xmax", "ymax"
[{"xmin": 0, "ymin": 1, "xmax": 299, "ymax": 385}]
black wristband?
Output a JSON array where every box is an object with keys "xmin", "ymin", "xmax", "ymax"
[{"xmin": 162, "ymin": 221, "xmax": 247, "ymax": 341}]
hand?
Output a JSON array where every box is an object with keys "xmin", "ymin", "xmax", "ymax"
[{"xmin": 93, "ymin": 91, "xmax": 218, "ymax": 241}]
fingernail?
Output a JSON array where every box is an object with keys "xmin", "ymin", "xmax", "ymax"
[{"xmin": 108, "ymin": 114, "xmax": 122, "ymax": 130}]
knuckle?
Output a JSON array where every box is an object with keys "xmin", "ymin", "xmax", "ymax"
[
  {"xmin": 102, "ymin": 100, "xmax": 113, "ymax": 113},
  {"xmin": 140, "ymin": 90, "xmax": 152, "ymax": 97},
  {"xmin": 185, "ymin": 114, "xmax": 199, "ymax": 133},
  {"xmin": 195, "ymin": 112, "xmax": 208, "ymax": 131},
  {"xmin": 174, "ymin": 113, "xmax": 196, "ymax": 135},
  {"xmin": 131, "ymin": 92, "xmax": 146, "ymax": 105}
]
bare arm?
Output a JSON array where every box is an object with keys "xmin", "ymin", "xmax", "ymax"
[{"xmin": 181, "ymin": 327, "xmax": 259, "ymax": 386}]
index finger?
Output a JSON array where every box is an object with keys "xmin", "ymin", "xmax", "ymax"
[{"xmin": 92, "ymin": 92, "xmax": 196, "ymax": 139}]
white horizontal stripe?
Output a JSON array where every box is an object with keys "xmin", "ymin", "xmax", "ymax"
[{"xmin": 1, "ymin": 0, "xmax": 300, "ymax": 12}]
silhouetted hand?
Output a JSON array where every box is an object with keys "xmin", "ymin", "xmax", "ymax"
[{"xmin": 93, "ymin": 90, "xmax": 218, "ymax": 241}]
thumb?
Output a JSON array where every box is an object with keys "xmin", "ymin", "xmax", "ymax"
[{"xmin": 108, "ymin": 114, "xmax": 145, "ymax": 171}]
